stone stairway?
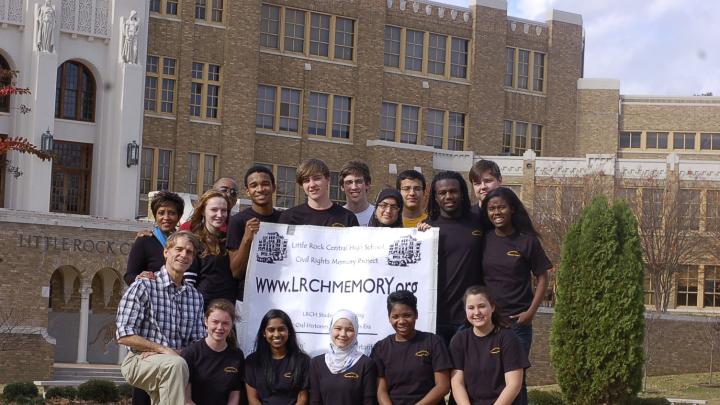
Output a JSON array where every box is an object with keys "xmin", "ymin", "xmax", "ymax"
[{"xmin": 35, "ymin": 363, "xmax": 125, "ymax": 387}]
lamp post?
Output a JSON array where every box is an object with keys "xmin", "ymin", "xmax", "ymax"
[{"xmin": 126, "ymin": 141, "xmax": 139, "ymax": 167}]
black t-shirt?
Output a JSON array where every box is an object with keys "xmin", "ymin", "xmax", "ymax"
[
  {"xmin": 192, "ymin": 247, "xmax": 236, "ymax": 305},
  {"xmin": 482, "ymin": 231, "xmax": 552, "ymax": 317},
  {"xmin": 371, "ymin": 331, "xmax": 451, "ymax": 405},
  {"xmin": 182, "ymin": 339, "xmax": 245, "ymax": 405},
  {"xmin": 278, "ymin": 203, "xmax": 359, "ymax": 227},
  {"xmin": 227, "ymin": 207, "xmax": 282, "ymax": 300},
  {"xmin": 309, "ymin": 354, "xmax": 377, "ymax": 405},
  {"xmin": 227, "ymin": 208, "xmax": 283, "ymax": 250},
  {"xmin": 245, "ymin": 352, "xmax": 310, "ymax": 405},
  {"xmin": 427, "ymin": 214, "xmax": 484, "ymax": 325},
  {"xmin": 125, "ymin": 236, "xmax": 165, "ymax": 286},
  {"xmin": 449, "ymin": 327, "xmax": 530, "ymax": 405}
]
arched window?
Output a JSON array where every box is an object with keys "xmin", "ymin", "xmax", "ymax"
[
  {"xmin": 55, "ymin": 61, "xmax": 95, "ymax": 122},
  {"xmin": 0, "ymin": 55, "xmax": 10, "ymax": 113}
]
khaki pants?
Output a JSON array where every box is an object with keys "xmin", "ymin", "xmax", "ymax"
[{"xmin": 121, "ymin": 351, "xmax": 188, "ymax": 405}]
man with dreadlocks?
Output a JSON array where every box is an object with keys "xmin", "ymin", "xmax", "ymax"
[{"xmin": 424, "ymin": 171, "xmax": 484, "ymax": 346}]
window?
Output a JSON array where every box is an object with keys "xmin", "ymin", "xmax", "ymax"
[
  {"xmin": 380, "ymin": 102, "xmax": 397, "ymax": 141},
  {"xmin": 450, "ymin": 38, "xmax": 468, "ymax": 79},
  {"xmin": 310, "ymin": 14, "xmax": 330, "ymax": 57},
  {"xmin": 195, "ymin": 0, "xmax": 222, "ymax": 22},
  {"xmin": 641, "ymin": 188, "xmax": 664, "ymax": 229},
  {"xmin": 332, "ymin": 95, "xmax": 352, "ymax": 139},
  {"xmin": 55, "ymin": 61, "xmax": 95, "ymax": 122},
  {"xmin": 274, "ymin": 165, "xmax": 297, "ymax": 208},
  {"xmin": 150, "ymin": 0, "xmax": 178, "ymax": 16},
  {"xmin": 503, "ymin": 120, "xmax": 542, "ymax": 156},
  {"xmin": 514, "ymin": 122, "xmax": 528, "ymax": 154},
  {"xmin": 561, "ymin": 186, "xmax": 584, "ymax": 225},
  {"xmin": 0, "ymin": 56, "xmax": 10, "ymax": 112},
  {"xmin": 504, "ymin": 48, "xmax": 515, "ymax": 87},
  {"xmin": 384, "ymin": 26, "xmax": 401, "ymax": 68},
  {"xmin": 707, "ymin": 190, "xmax": 720, "ymax": 232},
  {"xmin": 502, "ymin": 120, "xmax": 513, "ymax": 154},
  {"xmin": 189, "ymin": 62, "xmax": 222, "ymax": 119},
  {"xmin": 427, "ymin": 34, "xmax": 446, "ymax": 76},
  {"xmin": 646, "ymin": 132, "xmax": 668, "ymax": 149},
  {"xmin": 140, "ymin": 147, "xmax": 173, "ymax": 193},
  {"xmin": 705, "ymin": 266, "xmax": 720, "ymax": 308},
  {"xmin": 256, "ymin": 85, "xmax": 276, "ymax": 129},
  {"xmin": 617, "ymin": 187, "xmax": 638, "ymax": 208},
  {"xmin": 448, "ymin": 112, "xmax": 465, "ymax": 151},
  {"xmin": 187, "ymin": 152, "xmax": 199, "ymax": 194},
  {"xmin": 619, "ymin": 131, "xmax": 641, "ymax": 148},
  {"xmin": 260, "ymin": 5, "xmax": 280, "ymax": 49},
  {"xmin": 533, "ymin": 52, "xmax": 545, "ymax": 91},
  {"xmin": 517, "ymin": 50, "xmax": 530, "ymax": 89},
  {"xmin": 405, "ymin": 30, "xmax": 424, "ymax": 72},
  {"xmin": 424, "ymin": 109, "xmax": 444, "ymax": 148},
  {"xmin": 140, "ymin": 148, "xmax": 154, "ymax": 194},
  {"xmin": 186, "ymin": 152, "xmax": 218, "ymax": 194},
  {"xmin": 284, "ymin": 9, "xmax": 305, "ymax": 53},
  {"xmin": 145, "ymin": 56, "xmax": 177, "ymax": 114},
  {"xmin": 701, "ymin": 133, "xmax": 720, "ymax": 150},
  {"xmin": 400, "ymin": 105, "xmax": 419, "ymax": 144},
  {"xmin": 676, "ymin": 265, "xmax": 698, "ymax": 307},
  {"xmin": 279, "ymin": 88, "xmax": 301, "ymax": 132},
  {"xmin": 329, "ymin": 172, "xmax": 344, "ymax": 205},
  {"xmin": 157, "ymin": 149, "xmax": 172, "ymax": 190},
  {"xmin": 643, "ymin": 273, "xmax": 655, "ymax": 306},
  {"xmin": 335, "ymin": 18, "xmax": 354, "ymax": 61},
  {"xmin": 673, "ymin": 132, "xmax": 695, "ymax": 150},
  {"xmin": 202, "ymin": 154, "xmax": 217, "ymax": 192},
  {"xmin": 255, "ymin": 85, "xmax": 303, "ymax": 134},
  {"xmin": 308, "ymin": 92, "xmax": 328, "ymax": 136},
  {"xmin": 678, "ymin": 189, "xmax": 700, "ymax": 231},
  {"xmin": 50, "ymin": 141, "xmax": 92, "ymax": 214},
  {"xmin": 505, "ymin": 47, "xmax": 545, "ymax": 92},
  {"xmin": 530, "ymin": 124, "xmax": 542, "ymax": 156}
]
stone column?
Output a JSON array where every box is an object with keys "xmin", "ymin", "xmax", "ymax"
[{"xmin": 76, "ymin": 286, "xmax": 93, "ymax": 364}]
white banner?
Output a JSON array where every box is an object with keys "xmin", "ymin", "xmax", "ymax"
[{"xmin": 240, "ymin": 223, "xmax": 439, "ymax": 357}]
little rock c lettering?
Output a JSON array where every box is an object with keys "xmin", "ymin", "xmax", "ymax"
[{"xmin": 17, "ymin": 234, "xmax": 133, "ymax": 255}]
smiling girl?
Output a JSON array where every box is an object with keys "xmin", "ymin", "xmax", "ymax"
[
  {"xmin": 182, "ymin": 299, "xmax": 245, "ymax": 405},
  {"xmin": 245, "ymin": 309, "xmax": 310, "ymax": 405},
  {"xmin": 309, "ymin": 310, "xmax": 377, "ymax": 405},
  {"xmin": 189, "ymin": 189, "xmax": 236, "ymax": 308},
  {"xmin": 371, "ymin": 291, "xmax": 451, "ymax": 405},
  {"xmin": 450, "ymin": 286, "xmax": 529, "ymax": 405}
]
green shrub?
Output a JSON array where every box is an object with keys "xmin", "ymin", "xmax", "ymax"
[
  {"xmin": 550, "ymin": 197, "xmax": 646, "ymax": 405},
  {"xmin": 77, "ymin": 379, "xmax": 119, "ymax": 403},
  {"xmin": 528, "ymin": 390, "xmax": 565, "ymax": 405},
  {"xmin": 44, "ymin": 386, "xmax": 77, "ymax": 399},
  {"xmin": 2, "ymin": 382, "xmax": 39, "ymax": 402},
  {"xmin": 5, "ymin": 396, "xmax": 44, "ymax": 405},
  {"xmin": 117, "ymin": 383, "xmax": 133, "ymax": 398}
]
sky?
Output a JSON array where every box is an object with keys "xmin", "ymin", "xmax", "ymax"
[{"xmin": 441, "ymin": 0, "xmax": 719, "ymax": 96}]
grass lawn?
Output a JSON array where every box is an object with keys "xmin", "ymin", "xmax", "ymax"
[{"xmin": 532, "ymin": 372, "xmax": 720, "ymax": 404}]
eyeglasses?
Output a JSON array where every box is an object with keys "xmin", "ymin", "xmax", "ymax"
[
  {"xmin": 377, "ymin": 203, "xmax": 400, "ymax": 212},
  {"xmin": 217, "ymin": 186, "xmax": 239, "ymax": 197},
  {"xmin": 343, "ymin": 179, "xmax": 365, "ymax": 187},
  {"xmin": 400, "ymin": 186, "xmax": 424, "ymax": 193}
]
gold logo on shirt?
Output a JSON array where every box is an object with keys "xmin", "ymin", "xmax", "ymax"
[
  {"xmin": 490, "ymin": 347, "xmax": 501, "ymax": 355},
  {"xmin": 343, "ymin": 372, "xmax": 360, "ymax": 379},
  {"xmin": 472, "ymin": 230, "xmax": 483, "ymax": 236},
  {"xmin": 283, "ymin": 372, "xmax": 293, "ymax": 379},
  {"xmin": 331, "ymin": 223, "xmax": 346, "ymax": 227},
  {"xmin": 415, "ymin": 350, "xmax": 431, "ymax": 357},
  {"xmin": 224, "ymin": 367, "xmax": 239, "ymax": 373},
  {"xmin": 506, "ymin": 250, "xmax": 521, "ymax": 257}
]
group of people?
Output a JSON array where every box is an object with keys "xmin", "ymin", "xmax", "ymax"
[{"xmin": 115, "ymin": 157, "xmax": 552, "ymax": 405}]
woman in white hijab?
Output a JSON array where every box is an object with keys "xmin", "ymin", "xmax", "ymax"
[{"xmin": 309, "ymin": 309, "xmax": 378, "ymax": 405}]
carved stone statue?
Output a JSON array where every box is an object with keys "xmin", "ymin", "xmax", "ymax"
[
  {"xmin": 121, "ymin": 10, "xmax": 140, "ymax": 64},
  {"xmin": 36, "ymin": 0, "xmax": 55, "ymax": 53}
]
